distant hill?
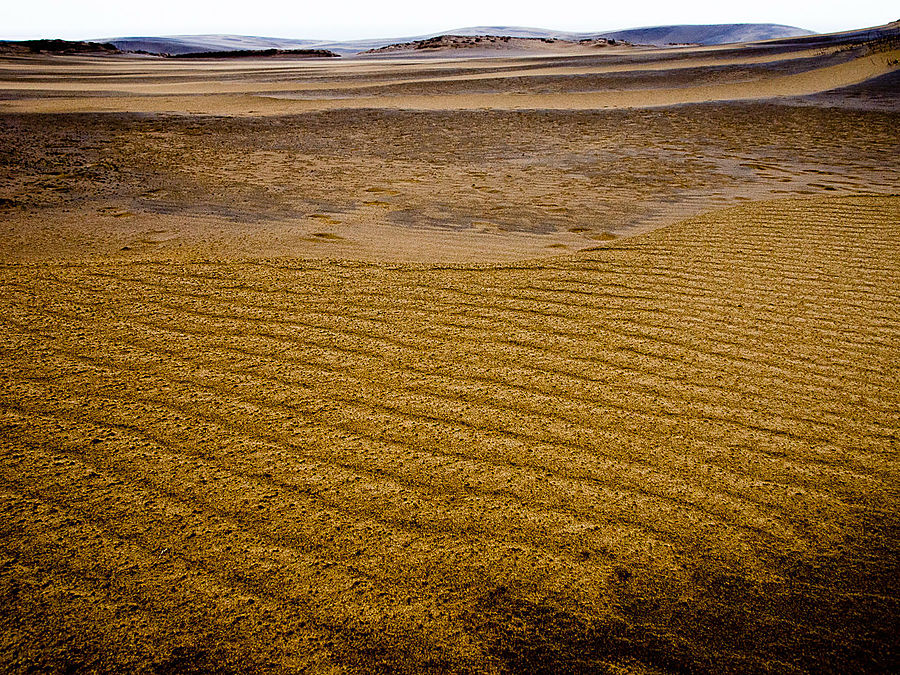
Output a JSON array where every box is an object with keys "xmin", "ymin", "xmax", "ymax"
[
  {"xmin": 363, "ymin": 35, "xmax": 624, "ymax": 55},
  {"xmin": 104, "ymin": 23, "xmax": 815, "ymax": 56},
  {"xmin": 439, "ymin": 23, "xmax": 815, "ymax": 45},
  {"xmin": 599, "ymin": 24, "xmax": 816, "ymax": 45},
  {"xmin": 0, "ymin": 39, "xmax": 120, "ymax": 55},
  {"xmin": 101, "ymin": 35, "xmax": 325, "ymax": 56}
]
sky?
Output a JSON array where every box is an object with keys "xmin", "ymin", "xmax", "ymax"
[{"xmin": 2, "ymin": 0, "xmax": 898, "ymax": 41}]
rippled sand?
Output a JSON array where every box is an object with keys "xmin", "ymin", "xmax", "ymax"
[{"xmin": 1, "ymin": 30, "xmax": 898, "ymax": 673}]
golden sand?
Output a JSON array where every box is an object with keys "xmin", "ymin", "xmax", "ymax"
[{"xmin": 0, "ymin": 31, "xmax": 898, "ymax": 672}]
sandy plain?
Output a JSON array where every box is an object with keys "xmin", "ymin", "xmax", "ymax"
[{"xmin": 1, "ymin": 26, "xmax": 899, "ymax": 673}]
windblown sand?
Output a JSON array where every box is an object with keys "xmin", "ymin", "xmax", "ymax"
[
  {"xmin": 0, "ymin": 35, "xmax": 898, "ymax": 673},
  {"xmin": 0, "ymin": 36, "xmax": 897, "ymax": 115}
]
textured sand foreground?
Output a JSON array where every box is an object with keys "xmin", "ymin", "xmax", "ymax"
[{"xmin": 1, "ymin": 195, "xmax": 898, "ymax": 672}]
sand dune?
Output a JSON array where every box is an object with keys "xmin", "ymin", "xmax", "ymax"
[
  {"xmin": 0, "ymin": 24, "xmax": 898, "ymax": 673},
  {"xmin": 0, "ymin": 28, "xmax": 896, "ymax": 115}
]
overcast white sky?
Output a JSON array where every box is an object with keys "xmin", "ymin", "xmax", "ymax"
[{"xmin": 3, "ymin": 1, "xmax": 898, "ymax": 41}]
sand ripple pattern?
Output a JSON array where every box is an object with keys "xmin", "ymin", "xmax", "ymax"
[{"xmin": 1, "ymin": 195, "xmax": 898, "ymax": 672}]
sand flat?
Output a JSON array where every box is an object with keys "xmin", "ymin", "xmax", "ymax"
[{"xmin": 2, "ymin": 104, "xmax": 897, "ymax": 263}]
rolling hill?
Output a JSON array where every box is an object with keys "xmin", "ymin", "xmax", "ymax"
[{"xmin": 105, "ymin": 23, "xmax": 815, "ymax": 55}]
